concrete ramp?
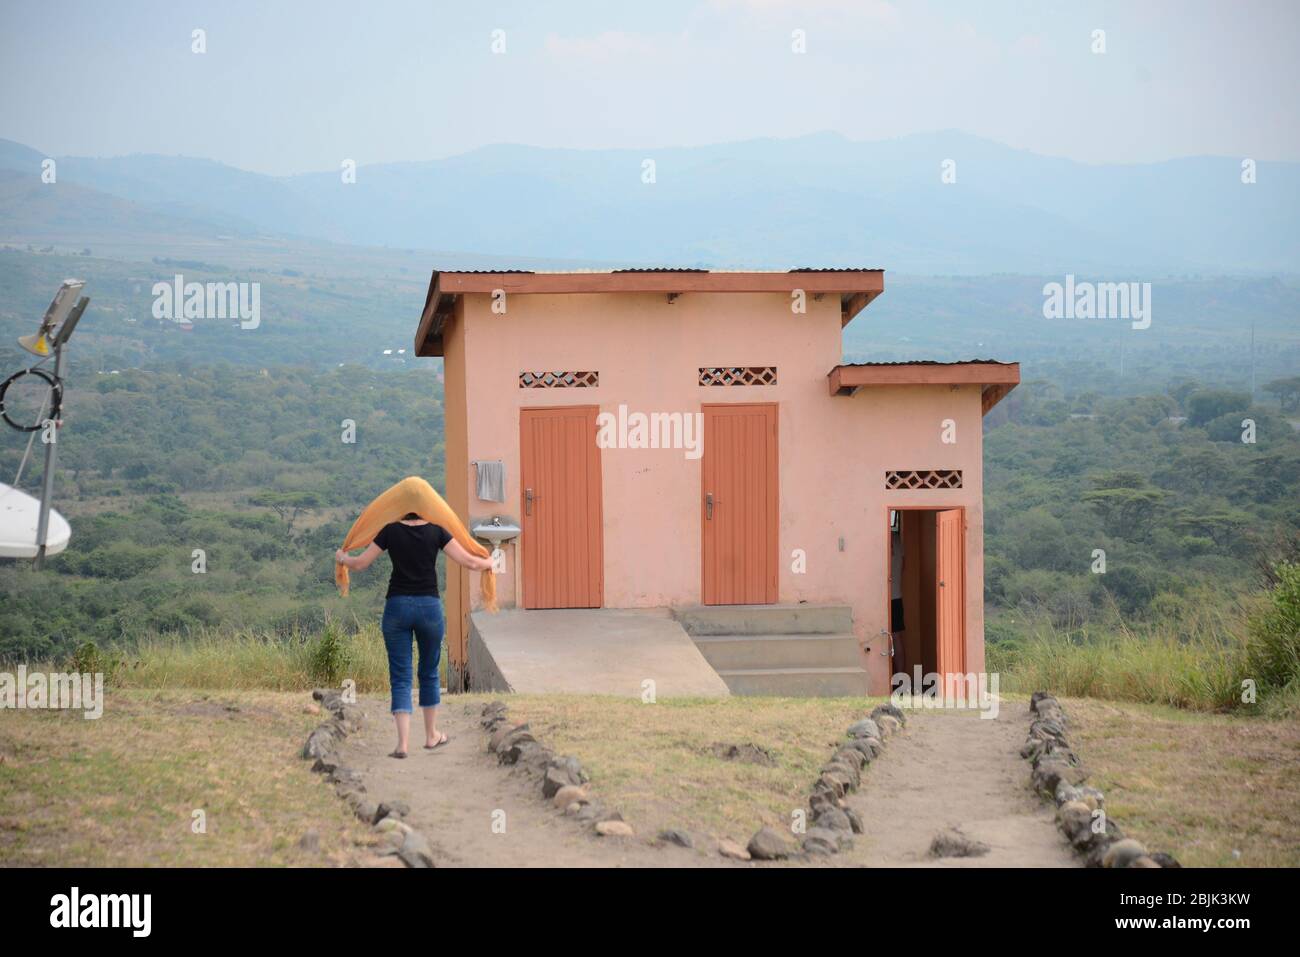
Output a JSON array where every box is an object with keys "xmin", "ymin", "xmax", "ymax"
[{"xmin": 468, "ymin": 608, "xmax": 730, "ymax": 698}]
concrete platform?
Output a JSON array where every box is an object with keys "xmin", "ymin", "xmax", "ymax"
[{"xmin": 468, "ymin": 608, "xmax": 731, "ymax": 698}]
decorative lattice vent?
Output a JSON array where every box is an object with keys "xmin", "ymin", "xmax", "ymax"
[
  {"xmin": 519, "ymin": 371, "xmax": 599, "ymax": 388},
  {"xmin": 886, "ymin": 469, "xmax": 963, "ymax": 490},
  {"xmin": 699, "ymin": 366, "xmax": 778, "ymax": 386}
]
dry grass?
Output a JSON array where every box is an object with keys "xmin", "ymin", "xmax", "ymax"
[
  {"xmin": 1065, "ymin": 696, "xmax": 1300, "ymax": 867},
  {"xmin": 110, "ymin": 625, "xmax": 392, "ymax": 693},
  {"xmin": 0, "ymin": 689, "xmax": 373, "ymax": 866},
  {"xmin": 504, "ymin": 693, "xmax": 886, "ymax": 840},
  {"xmin": 988, "ymin": 613, "xmax": 1249, "ymax": 712}
]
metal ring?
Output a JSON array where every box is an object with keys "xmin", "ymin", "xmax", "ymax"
[{"xmin": 0, "ymin": 367, "xmax": 63, "ymax": 433}]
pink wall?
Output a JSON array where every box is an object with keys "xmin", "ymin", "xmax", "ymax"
[{"xmin": 449, "ymin": 290, "xmax": 985, "ymax": 693}]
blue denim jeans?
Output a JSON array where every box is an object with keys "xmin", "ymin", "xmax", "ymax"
[{"xmin": 380, "ymin": 595, "xmax": 444, "ymax": 713}]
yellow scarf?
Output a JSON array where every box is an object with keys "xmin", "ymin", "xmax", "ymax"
[{"xmin": 335, "ymin": 475, "xmax": 497, "ymax": 611}]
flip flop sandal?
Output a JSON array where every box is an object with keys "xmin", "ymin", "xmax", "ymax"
[
  {"xmin": 424, "ymin": 733, "xmax": 450, "ymax": 751},
  {"xmin": 389, "ymin": 750, "xmax": 407, "ymax": 759}
]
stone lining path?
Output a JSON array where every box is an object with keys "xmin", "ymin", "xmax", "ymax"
[
  {"xmin": 336, "ymin": 697, "xmax": 730, "ymax": 867},
  {"xmin": 832, "ymin": 701, "xmax": 1077, "ymax": 867}
]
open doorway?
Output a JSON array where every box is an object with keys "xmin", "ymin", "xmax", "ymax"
[{"xmin": 886, "ymin": 507, "xmax": 966, "ymax": 685}]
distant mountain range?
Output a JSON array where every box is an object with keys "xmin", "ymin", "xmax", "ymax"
[{"xmin": 2, "ymin": 131, "xmax": 1298, "ymax": 274}]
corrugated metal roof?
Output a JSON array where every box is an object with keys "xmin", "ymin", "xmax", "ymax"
[
  {"xmin": 434, "ymin": 267, "xmax": 884, "ymax": 275},
  {"xmin": 837, "ymin": 359, "xmax": 1014, "ymax": 368}
]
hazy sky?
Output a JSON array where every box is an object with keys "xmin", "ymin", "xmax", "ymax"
[{"xmin": 2, "ymin": 0, "xmax": 1297, "ymax": 175}]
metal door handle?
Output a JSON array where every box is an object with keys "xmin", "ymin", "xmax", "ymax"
[
  {"xmin": 879, "ymin": 628, "xmax": 892, "ymax": 656},
  {"xmin": 525, "ymin": 488, "xmax": 536, "ymax": 515},
  {"xmin": 705, "ymin": 492, "xmax": 714, "ymax": 520}
]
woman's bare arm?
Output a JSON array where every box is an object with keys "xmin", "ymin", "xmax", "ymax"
[
  {"xmin": 445, "ymin": 539, "xmax": 493, "ymax": 571},
  {"xmin": 335, "ymin": 543, "xmax": 383, "ymax": 570}
]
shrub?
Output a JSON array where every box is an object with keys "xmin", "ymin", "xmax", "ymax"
[
  {"xmin": 308, "ymin": 619, "xmax": 354, "ymax": 686},
  {"xmin": 1246, "ymin": 561, "xmax": 1300, "ymax": 695}
]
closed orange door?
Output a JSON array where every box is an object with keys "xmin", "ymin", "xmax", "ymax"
[
  {"xmin": 701, "ymin": 403, "xmax": 778, "ymax": 605},
  {"xmin": 935, "ymin": 509, "xmax": 966, "ymax": 678},
  {"xmin": 520, "ymin": 406, "xmax": 603, "ymax": 609}
]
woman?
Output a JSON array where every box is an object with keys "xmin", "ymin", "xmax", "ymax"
[{"xmin": 335, "ymin": 512, "xmax": 493, "ymax": 758}]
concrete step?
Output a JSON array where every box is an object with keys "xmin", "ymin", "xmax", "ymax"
[
  {"xmin": 692, "ymin": 633, "xmax": 862, "ymax": 671},
  {"xmin": 715, "ymin": 667, "xmax": 871, "ymax": 697},
  {"xmin": 674, "ymin": 603, "xmax": 853, "ymax": 636}
]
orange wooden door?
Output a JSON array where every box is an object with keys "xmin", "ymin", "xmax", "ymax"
[
  {"xmin": 701, "ymin": 403, "xmax": 778, "ymax": 605},
  {"xmin": 520, "ymin": 406, "xmax": 603, "ymax": 609},
  {"xmin": 935, "ymin": 509, "xmax": 966, "ymax": 678}
]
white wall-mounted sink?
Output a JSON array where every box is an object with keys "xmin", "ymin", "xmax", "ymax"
[{"xmin": 472, "ymin": 521, "xmax": 521, "ymax": 545}]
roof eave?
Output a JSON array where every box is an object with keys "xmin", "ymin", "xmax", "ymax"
[{"xmin": 827, "ymin": 362, "xmax": 1021, "ymax": 415}]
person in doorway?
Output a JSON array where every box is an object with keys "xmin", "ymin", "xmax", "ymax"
[{"xmin": 335, "ymin": 512, "xmax": 493, "ymax": 758}]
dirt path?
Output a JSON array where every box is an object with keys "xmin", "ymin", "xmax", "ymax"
[
  {"xmin": 833, "ymin": 701, "xmax": 1077, "ymax": 867},
  {"xmin": 336, "ymin": 697, "xmax": 728, "ymax": 867}
]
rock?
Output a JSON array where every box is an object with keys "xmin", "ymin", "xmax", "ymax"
[
  {"xmin": 398, "ymin": 830, "xmax": 436, "ymax": 868},
  {"xmin": 718, "ymin": 839, "xmax": 752, "ymax": 861},
  {"xmin": 859, "ymin": 737, "xmax": 884, "ymax": 759},
  {"xmin": 877, "ymin": 714, "xmax": 902, "ymax": 738},
  {"xmin": 803, "ymin": 826, "xmax": 852, "ymax": 855},
  {"xmin": 497, "ymin": 736, "xmax": 541, "ymax": 766},
  {"xmin": 297, "ymin": 830, "xmax": 321, "ymax": 852},
  {"xmin": 595, "ymin": 820, "xmax": 635, "ymax": 837},
  {"xmin": 1056, "ymin": 800, "xmax": 1094, "ymax": 840},
  {"xmin": 1032, "ymin": 758, "xmax": 1087, "ymax": 796},
  {"xmin": 870, "ymin": 702, "xmax": 906, "ymax": 726},
  {"xmin": 657, "ymin": 829, "xmax": 693, "ymax": 848},
  {"xmin": 710, "ymin": 742, "xmax": 776, "ymax": 765},
  {"xmin": 1084, "ymin": 839, "xmax": 1114, "ymax": 868},
  {"xmin": 481, "ymin": 700, "xmax": 508, "ymax": 718},
  {"xmin": 843, "ymin": 738, "xmax": 878, "ymax": 763},
  {"xmin": 813, "ymin": 807, "xmax": 854, "ymax": 833},
  {"xmin": 1130, "ymin": 856, "xmax": 1162, "ymax": 868},
  {"xmin": 844, "ymin": 807, "xmax": 865, "ymax": 834},
  {"xmin": 820, "ymin": 759, "xmax": 861, "ymax": 790},
  {"xmin": 1029, "ymin": 691, "xmax": 1059, "ymax": 713},
  {"xmin": 303, "ymin": 703, "xmax": 321, "ymax": 715},
  {"xmin": 374, "ymin": 817, "xmax": 412, "ymax": 836},
  {"xmin": 1149, "ymin": 852, "xmax": 1181, "ymax": 868},
  {"xmin": 573, "ymin": 801, "xmax": 607, "ymax": 823},
  {"xmin": 302, "ymin": 726, "xmax": 338, "ymax": 761},
  {"xmin": 376, "ymin": 800, "xmax": 410, "ymax": 822},
  {"xmin": 846, "ymin": 718, "xmax": 881, "ymax": 740},
  {"xmin": 1054, "ymin": 781, "xmax": 1083, "ymax": 806},
  {"xmin": 747, "ymin": 826, "xmax": 794, "ymax": 860},
  {"xmin": 552, "ymin": 755, "xmax": 588, "ymax": 784},
  {"xmin": 833, "ymin": 747, "xmax": 866, "ymax": 770},
  {"xmin": 496, "ymin": 726, "xmax": 536, "ymax": 754},
  {"xmin": 364, "ymin": 854, "xmax": 408, "ymax": 868},
  {"xmin": 489, "ymin": 722, "xmax": 528, "ymax": 752},
  {"xmin": 816, "ymin": 771, "xmax": 848, "ymax": 799},
  {"xmin": 1077, "ymin": 787, "xmax": 1106, "ymax": 811},
  {"xmin": 552, "ymin": 784, "xmax": 589, "ymax": 809},
  {"xmin": 808, "ymin": 790, "xmax": 839, "ymax": 816},
  {"xmin": 929, "ymin": 827, "xmax": 990, "ymax": 858},
  {"xmin": 565, "ymin": 803, "xmax": 582, "ymax": 815},
  {"xmin": 1102, "ymin": 838, "xmax": 1148, "ymax": 869},
  {"xmin": 543, "ymin": 765, "xmax": 580, "ymax": 799},
  {"xmin": 355, "ymin": 801, "xmax": 380, "ymax": 825}
]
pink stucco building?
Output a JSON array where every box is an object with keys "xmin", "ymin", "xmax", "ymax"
[{"xmin": 416, "ymin": 269, "xmax": 1019, "ymax": 696}]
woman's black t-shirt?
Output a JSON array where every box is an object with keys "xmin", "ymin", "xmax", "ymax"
[{"xmin": 373, "ymin": 522, "xmax": 452, "ymax": 598}]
